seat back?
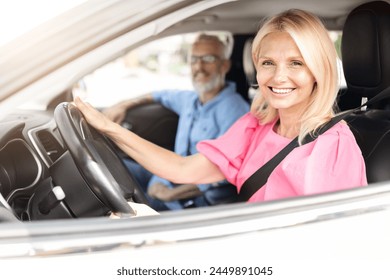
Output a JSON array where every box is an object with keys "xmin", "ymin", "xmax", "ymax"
[
  {"xmin": 339, "ymin": 0, "xmax": 390, "ymax": 110},
  {"xmin": 226, "ymin": 34, "xmax": 256, "ymax": 103},
  {"xmin": 122, "ymin": 102, "xmax": 178, "ymax": 151},
  {"xmin": 341, "ymin": 1, "xmax": 390, "ymax": 183}
]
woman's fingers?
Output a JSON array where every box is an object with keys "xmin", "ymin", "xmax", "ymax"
[{"xmin": 74, "ymin": 96, "xmax": 110, "ymax": 132}]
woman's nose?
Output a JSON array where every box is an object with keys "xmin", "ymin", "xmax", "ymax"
[{"xmin": 274, "ymin": 65, "xmax": 288, "ymax": 83}]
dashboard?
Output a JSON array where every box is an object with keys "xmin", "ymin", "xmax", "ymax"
[{"xmin": 0, "ymin": 109, "xmax": 108, "ymax": 221}]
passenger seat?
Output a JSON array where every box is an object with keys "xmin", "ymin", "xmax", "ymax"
[{"xmin": 340, "ymin": 1, "xmax": 390, "ymax": 183}]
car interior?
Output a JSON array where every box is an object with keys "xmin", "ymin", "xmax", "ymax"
[
  {"xmin": 0, "ymin": 0, "xmax": 389, "ymax": 223},
  {"xmin": 340, "ymin": 1, "xmax": 390, "ymax": 183},
  {"xmin": 121, "ymin": 0, "xmax": 390, "ymax": 186}
]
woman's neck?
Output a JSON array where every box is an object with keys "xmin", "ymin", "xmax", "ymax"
[{"xmin": 276, "ymin": 111, "xmax": 301, "ymax": 139}]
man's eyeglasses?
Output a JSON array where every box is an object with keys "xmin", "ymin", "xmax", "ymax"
[{"xmin": 190, "ymin": 55, "xmax": 221, "ymax": 64}]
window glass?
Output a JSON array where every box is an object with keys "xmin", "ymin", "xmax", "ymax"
[
  {"xmin": 80, "ymin": 32, "xmax": 232, "ymax": 107},
  {"xmin": 80, "ymin": 30, "xmax": 344, "ymax": 107},
  {"xmin": 0, "ymin": 1, "xmax": 85, "ymax": 46}
]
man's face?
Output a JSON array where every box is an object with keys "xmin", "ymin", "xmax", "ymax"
[{"xmin": 190, "ymin": 41, "xmax": 229, "ymax": 94}]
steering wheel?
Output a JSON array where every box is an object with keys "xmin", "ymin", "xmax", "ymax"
[{"xmin": 54, "ymin": 102, "xmax": 148, "ymax": 215}]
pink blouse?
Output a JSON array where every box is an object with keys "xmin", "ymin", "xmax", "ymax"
[{"xmin": 197, "ymin": 113, "xmax": 367, "ymax": 202}]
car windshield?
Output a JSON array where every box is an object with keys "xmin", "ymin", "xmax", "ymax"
[
  {"xmin": 0, "ymin": 0, "xmax": 86, "ymax": 46},
  {"xmin": 0, "ymin": 0, "xmax": 186, "ymax": 110}
]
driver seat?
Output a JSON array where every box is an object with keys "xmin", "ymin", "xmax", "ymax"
[
  {"xmin": 121, "ymin": 103, "xmax": 239, "ymax": 206},
  {"xmin": 340, "ymin": 1, "xmax": 390, "ymax": 183}
]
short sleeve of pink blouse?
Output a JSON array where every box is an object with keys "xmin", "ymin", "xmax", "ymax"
[{"xmin": 197, "ymin": 113, "xmax": 367, "ymax": 202}]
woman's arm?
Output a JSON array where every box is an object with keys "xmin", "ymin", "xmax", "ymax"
[{"xmin": 74, "ymin": 97, "xmax": 225, "ymax": 184}]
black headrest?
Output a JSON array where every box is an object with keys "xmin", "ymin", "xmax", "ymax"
[{"xmin": 341, "ymin": 1, "xmax": 390, "ymax": 99}]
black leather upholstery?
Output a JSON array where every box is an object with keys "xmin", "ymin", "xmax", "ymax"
[
  {"xmin": 339, "ymin": 0, "xmax": 390, "ymax": 110},
  {"xmin": 226, "ymin": 34, "xmax": 256, "ymax": 102},
  {"xmin": 122, "ymin": 102, "xmax": 178, "ymax": 151},
  {"xmin": 341, "ymin": 1, "xmax": 390, "ymax": 183}
]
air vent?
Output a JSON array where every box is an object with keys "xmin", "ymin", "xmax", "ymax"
[{"xmin": 36, "ymin": 130, "xmax": 65, "ymax": 163}]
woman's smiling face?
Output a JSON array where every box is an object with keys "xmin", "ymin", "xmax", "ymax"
[{"xmin": 255, "ymin": 32, "xmax": 316, "ymax": 116}]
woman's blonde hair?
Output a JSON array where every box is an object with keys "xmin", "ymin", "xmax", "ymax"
[{"xmin": 251, "ymin": 9, "xmax": 339, "ymax": 144}]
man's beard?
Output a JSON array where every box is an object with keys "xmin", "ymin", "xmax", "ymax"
[{"xmin": 192, "ymin": 72, "xmax": 224, "ymax": 94}]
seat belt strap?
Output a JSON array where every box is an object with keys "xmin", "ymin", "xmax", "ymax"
[{"xmin": 237, "ymin": 86, "xmax": 390, "ymax": 202}]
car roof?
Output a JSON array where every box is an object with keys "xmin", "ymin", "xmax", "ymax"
[
  {"xmin": 0, "ymin": 0, "xmax": 375, "ymax": 104},
  {"xmin": 165, "ymin": 0, "xmax": 368, "ymax": 35}
]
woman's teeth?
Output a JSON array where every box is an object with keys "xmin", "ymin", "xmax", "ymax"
[{"xmin": 271, "ymin": 87, "xmax": 293, "ymax": 94}]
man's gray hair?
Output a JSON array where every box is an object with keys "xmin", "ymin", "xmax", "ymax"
[{"xmin": 193, "ymin": 33, "xmax": 233, "ymax": 59}]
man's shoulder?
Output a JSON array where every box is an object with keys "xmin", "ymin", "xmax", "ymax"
[
  {"xmin": 222, "ymin": 82, "xmax": 249, "ymax": 101},
  {"xmin": 219, "ymin": 91, "xmax": 250, "ymax": 109},
  {"xmin": 153, "ymin": 88, "xmax": 196, "ymax": 96},
  {"xmin": 153, "ymin": 89, "xmax": 197, "ymax": 104}
]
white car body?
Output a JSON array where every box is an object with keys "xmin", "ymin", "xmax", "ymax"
[{"xmin": 0, "ymin": 1, "xmax": 389, "ymax": 279}]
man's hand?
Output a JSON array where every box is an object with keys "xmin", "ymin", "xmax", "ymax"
[
  {"xmin": 148, "ymin": 182, "xmax": 202, "ymax": 201},
  {"xmin": 102, "ymin": 103, "xmax": 128, "ymax": 124},
  {"xmin": 148, "ymin": 183, "xmax": 172, "ymax": 201},
  {"xmin": 102, "ymin": 94, "xmax": 154, "ymax": 124}
]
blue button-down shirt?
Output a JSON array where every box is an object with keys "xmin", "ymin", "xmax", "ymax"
[{"xmin": 149, "ymin": 81, "xmax": 249, "ymax": 208}]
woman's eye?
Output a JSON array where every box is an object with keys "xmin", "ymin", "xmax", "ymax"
[
  {"xmin": 291, "ymin": 61, "xmax": 303, "ymax": 66},
  {"xmin": 261, "ymin": 60, "xmax": 274, "ymax": 66}
]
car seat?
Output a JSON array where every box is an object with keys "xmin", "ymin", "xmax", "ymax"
[
  {"xmin": 340, "ymin": 1, "xmax": 390, "ymax": 183},
  {"xmin": 226, "ymin": 34, "xmax": 256, "ymax": 103},
  {"xmin": 122, "ymin": 103, "xmax": 178, "ymax": 151}
]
